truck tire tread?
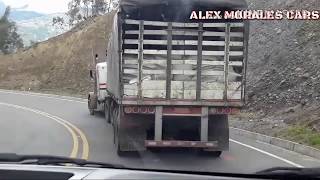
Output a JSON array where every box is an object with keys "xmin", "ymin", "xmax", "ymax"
[
  {"xmin": 198, "ymin": 150, "xmax": 222, "ymax": 157},
  {"xmin": 89, "ymin": 109, "xmax": 94, "ymax": 115},
  {"xmin": 104, "ymin": 101, "xmax": 111, "ymax": 123}
]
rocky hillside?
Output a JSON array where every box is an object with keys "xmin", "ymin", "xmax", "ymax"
[
  {"xmin": 246, "ymin": 0, "xmax": 320, "ymax": 113},
  {"xmin": 231, "ymin": 0, "xmax": 320, "ymax": 147},
  {"xmin": 0, "ymin": 12, "xmax": 115, "ymax": 96}
]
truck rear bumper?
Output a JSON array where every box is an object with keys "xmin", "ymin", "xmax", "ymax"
[
  {"xmin": 145, "ymin": 140, "xmax": 218, "ymax": 148},
  {"xmin": 117, "ymin": 105, "xmax": 230, "ymax": 152}
]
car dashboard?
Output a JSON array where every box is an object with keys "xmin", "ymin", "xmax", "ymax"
[{"xmin": 0, "ymin": 164, "xmax": 262, "ymax": 180}]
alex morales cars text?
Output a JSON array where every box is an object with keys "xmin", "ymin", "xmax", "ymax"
[{"xmin": 190, "ymin": 10, "xmax": 320, "ymax": 20}]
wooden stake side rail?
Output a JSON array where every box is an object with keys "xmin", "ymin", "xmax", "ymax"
[
  {"xmin": 122, "ymin": 19, "xmax": 245, "ymax": 101},
  {"xmin": 124, "ymin": 39, "xmax": 244, "ymax": 47},
  {"xmin": 125, "ymin": 30, "xmax": 243, "ymax": 37},
  {"xmin": 125, "ymin": 19, "xmax": 244, "ymax": 28},
  {"xmin": 124, "ymin": 49, "xmax": 243, "ymax": 56},
  {"xmin": 123, "ymin": 59, "xmax": 243, "ymax": 67}
]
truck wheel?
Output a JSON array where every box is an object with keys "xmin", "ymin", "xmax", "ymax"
[
  {"xmin": 104, "ymin": 101, "xmax": 111, "ymax": 123},
  {"xmin": 116, "ymin": 144, "xmax": 126, "ymax": 156},
  {"xmin": 198, "ymin": 150, "xmax": 222, "ymax": 157},
  {"xmin": 89, "ymin": 108, "xmax": 94, "ymax": 115},
  {"xmin": 88, "ymin": 98, "xmax": 94, "ymax": 115},
  {"xmin": 210, "ymin": 151, "xmax": 222, "ymax": 157},
  {"xmin": 88, "ymin": 93, "xmax": 96, "ymax": 116},
  {"xmin": 112, "ymin": 105, "xmax": 125, "ymax": 156},
  {"xmin": 115, "ymin": 125, "xmax": 127, "ymax": 156}
]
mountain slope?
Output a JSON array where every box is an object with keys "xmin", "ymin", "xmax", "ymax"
[
  {"xmin": 0, "ymin": 13, "xmax": 115, "ymax": 96},
  {"xmin": 14, "ymin": 13, "xmax": 69, "ymax": 46},
  {"xmin": 9, "ymin": 10, "xmax": 44, "ymax": 21},
  {"xmin": 1, "ymin": 3, "xmax": 69, "ymax": 46}
]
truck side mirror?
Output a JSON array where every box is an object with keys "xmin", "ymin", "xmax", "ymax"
[{"xmin": 89, "ymin": 70, "xmax": 94, "ymax": 80}]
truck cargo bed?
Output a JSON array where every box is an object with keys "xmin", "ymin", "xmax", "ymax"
[{"xmin": 121, "ymin": 19, "xmax": 248, "ymax": 104}]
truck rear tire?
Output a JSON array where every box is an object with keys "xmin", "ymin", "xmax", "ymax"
[
  {"xmin": 104, "ymin": 101, "xmax": 111, "ymax": 123},
  {"xmin": 116, "ymin": 144, "xmax": 126, "ymax": 156},
  {"xmin": 89, "ymin": 108, "xmax": 94, "ymax": 115},
  {"xmin": 115, "ymin": 126, "xmax": 128, "ymax": 157},
  {"xmin": 112, "ymin": 104, "xmax": 125, "ymax": 156},
  {"xmin": 209, "ymin": 151, "xmax": 222, "ymax": 157},
  {"xmin": 198, "ymin": 150, "xmax": 222, "ymax": 157},
  {"xmin": 88, "ymin": 93, "xmax": 96, "ymax": 116}
]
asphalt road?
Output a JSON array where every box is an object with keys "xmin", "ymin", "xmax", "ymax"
[{"xmin": 0, "ymin": 90, "xmax": 319, "ymax": 174}]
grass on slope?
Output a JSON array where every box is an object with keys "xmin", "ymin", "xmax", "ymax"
[{"xmin": 277, "ymin": 125, "xmax": 320, "ymax": 149}]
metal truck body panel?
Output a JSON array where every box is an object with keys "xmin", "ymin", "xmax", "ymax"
[{"xmin": 106, "ymin": 16, "xmax": 121, "ymax": 100}]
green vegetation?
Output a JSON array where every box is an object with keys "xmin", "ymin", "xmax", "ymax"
[
  {"xmin": 54, "ymin": 0, "xmax": 114, "ymax": 28},
  {"xmin": 277, "ymin": 125, "xmax": 320, "ymax": 149},
  {"xmin": 0, "ymin": 6, "xmax": 23, "ymax": 54}
]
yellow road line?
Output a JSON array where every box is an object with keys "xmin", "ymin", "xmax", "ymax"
[
  {"xmin": 69, "ymin": 124, "xmax": 90, "ymax": 160},
  {"xmin": 0, "ymin": 102, "xmax": 89, "ymax": 159},
  {"xmin": 41, "ymin": 113, "xmax": 79, "ymax": 158},
  {"xmin": 52, "ymin": 116, "xmax": 90, "ymax": 160}
]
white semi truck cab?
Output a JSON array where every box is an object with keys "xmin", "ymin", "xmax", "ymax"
[
  {"xmin": 96, "ymin": 62, "xmax": 108, "ymax": 101},
  {"xmin": 88, "ymin": 60, "xmax": 108, "ymax": 117}
]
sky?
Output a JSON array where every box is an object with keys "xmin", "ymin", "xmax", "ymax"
[{"xmin": 2, "ymin": 0, "xmax": 69, "ymax": 14}]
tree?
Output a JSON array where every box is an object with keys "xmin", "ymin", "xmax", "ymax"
[
  {"xmin": 67, "ymin": 0, "xmax": 81, "ymax": 26},
  {"xmin": 92, "ymin": 0, "xmax": 108, "ymax": 16},
  {"xmin": 52, "ymin": 16, "xmax": 65, "ymax": 30},
  {"xmin": 60, "ymin": 0, "xmax": 117, "ymax": 27},
  {"xmin": 83, "ymin": 0, "xmax": 90, "ymax": 18},
  {"xmin": 111, "ymin": 0, "xmax": 119, "ymax": 10},
  {"xmin": 0, "ymin": 6, "xmax": 23, "ymax": 54}
]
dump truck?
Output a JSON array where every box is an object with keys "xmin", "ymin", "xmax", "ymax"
[{"xmin": 102, "ymin": 0, "xmax": 249, "ymax": 156}]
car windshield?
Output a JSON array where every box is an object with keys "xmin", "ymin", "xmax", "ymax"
[{"xmin": 0, "ymin": 0, "xmax": 319, "ymax": 175}]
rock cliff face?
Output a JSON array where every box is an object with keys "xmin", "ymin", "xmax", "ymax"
[
  {"xmin": 246, "ymin": 0, "xmax": 319, "ymax": 112},
  {"xmin": 231, "ymin": 0, "xmax": 320, "ymax": 142}
]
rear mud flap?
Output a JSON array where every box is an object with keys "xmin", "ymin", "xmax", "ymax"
[
  {"xmin": 118, "ymin": 128, "xmax": 146, "ymax": 152},
  {"xmin": 208, "ymin": 115, "xmax": 229, "ymax": 151},
  {"xmin": 118, "ymin": 113, "xmax": 148, "ymax": 152}
]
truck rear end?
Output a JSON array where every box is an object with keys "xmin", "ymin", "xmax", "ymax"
[{"xmin": 106, "ymin": 0, "xmax": 249, "ymax": 156}]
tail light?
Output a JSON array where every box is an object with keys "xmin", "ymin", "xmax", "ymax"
[
  {"xmin": 124, "ymin": 106, "xmax": 155, "ymax": 114},
  {"xmin": 209, "ymin": 107, "xmax": 240, "ymax": 115}
]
